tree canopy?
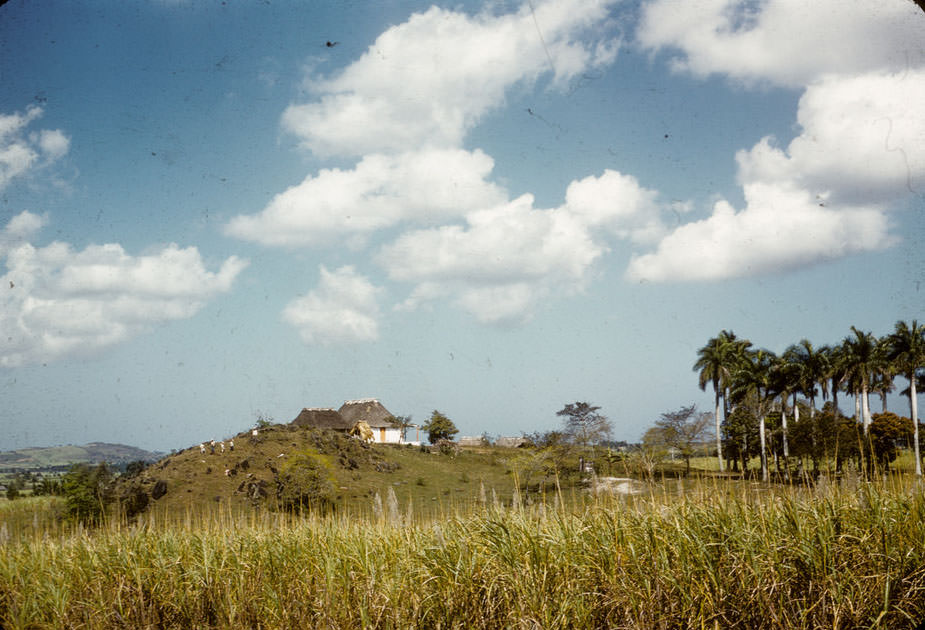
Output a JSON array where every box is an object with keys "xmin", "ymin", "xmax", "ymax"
[
  {"xmin": 422, "ymin": 410, "xmax": 458, "ymax": 444},
  {"xmin": 556, "ymin": 402, "xmax": 612, "ymax": 448}
]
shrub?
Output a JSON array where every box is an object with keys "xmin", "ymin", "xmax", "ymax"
[
  {"xmin": 120, "ymin": 485, "xmax": 149, "ymax": 519},
  {"xmin": 61, "ymin": 463, "xmax": 114, "ymax": 525},
  {"xmin": 275, "ymin": 449, "xmax": 336, "ymax": 513},
  {"xmin": 422, "ymin": 410, "xmax": 458, "ymax": 444},
  {"xmin": 122, "ymin": 460, "xmax": 147, "ymax": 479}
]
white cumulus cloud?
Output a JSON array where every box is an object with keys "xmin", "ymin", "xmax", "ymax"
[
  {"xmin": 282, "ymin": 0, "xmax": 619, "ymax": 157},
  {"xmin": 282, "ymin": 265, "xmax": 383, "ymax": 344},
  {"xmin": 625, "ymin": 182, "xmax": 894, "ymax": 283},
  {"xmin": 0, "ymin": 106, "xmax": 70, "ymax": 191},
  {"xmin": 228, "ymin": 0, "xmax": 638, "ymax": 328},
  {"xmin": 637, "ymin": 0, "xmax": 923, "ymax": 88},
  {"xmin": 226, "ymin": 149, "xmax": 506, "ymax": 247},
  {"xmin": 628, "ymin": 0, "xmax": 925, "ymax": 283},
  {"xmin": 0, "ymin": 212, "xmax": 248, "ymax": 366},
  {"xmin": 379, "ymin": 179, "xmax": 665, "ymax": 324},
  {"xmin": 737, "ymin": 71, "xmax": 925, "ymax": 205}
]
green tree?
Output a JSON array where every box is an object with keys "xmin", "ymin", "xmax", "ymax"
[
  {"xmin": 841, "ymin": 327, "xmax": 879, "ymax": 435},
  {"xmin": 820, "ymin": 344, "xmax": 845, "ymax": 417},
  {"xmin": 869, "ymin": 412, "xmax": 914, "ymax": 472},
  {"xmin": 888, "ymin": 319, "xmax": 925, "ymax": 476},
  {"xmin": 556, "ymin": 402, "xmax": 612, "ymax": 449},
  {"xmin": 770, "ymin": 351, "xmax": 798, "ymax": 468},
  {"xmin": 730, "ymin": 348, "xmax": 776, "ymax": 482},
  {"xmin": 652, "ymin": 404, "xmax": 713, "ymax": 475},
  {"xmin": 275, "ymin": 449, "xmax": 336, "ymax": 513},
  {"xmin": 722, "ymin": 405, "xmax": 756, "ymax": 474},
  {"xmin": 815, "ymin": 402, "xmax": 862, "ymax": 474},
  {"xmin": 787, "ymin": 339, "xmax": 825, "ymax": 420},
  {"xmin": 32, "ymin": 476, "xmax": 62, "ymax": 496},
  {"xmin": 122, "ymin": 460, "xmax": 147, "ymax": 479},
  {"xmin": 422, "ymin": 410, "xmax": 458, "ymax": 444},
  {"xmin": 61, "ymin": 463, "xmax": 114, "ymax": 525},
  {"xmin": 694, "ymin": 331, "xmax": 744, "ymax": 473},
  {"xmin": 255, "ymin": 411, "xmax": 274, "ymax": 429}
]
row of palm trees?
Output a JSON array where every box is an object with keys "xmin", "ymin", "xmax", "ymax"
[{"xmin": 694, "ymin": 320, "xmax": 925, "ymax": 480}]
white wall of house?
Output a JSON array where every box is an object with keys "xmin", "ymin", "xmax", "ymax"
[{"xmin": 374, "ymin": 426, "xmax": 421, "ymax": 445}]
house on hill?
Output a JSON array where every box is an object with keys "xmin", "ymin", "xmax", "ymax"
[
  {"xmin": 290, "ymin": 399, "xmax": 421, "ymax": 445},
  {"xmin": 338, "ymin": 398, "xmax": 421, "ymax": 445}
]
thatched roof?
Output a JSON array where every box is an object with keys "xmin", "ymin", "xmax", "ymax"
[
  {"xmin": 290, "ymin": 407, "xmax": 352, "ymax": 431},
  {"xmin": 338, "ymin": 398, "xmax": 396, "ymax": 429}
]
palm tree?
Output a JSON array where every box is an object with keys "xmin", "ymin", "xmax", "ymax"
[
  {"xmin": 888, "ymin": 319, "xmax": 925, "ymax": 476},
  {"xmin": 841, "ymin": 327, "xmax": 878, "ymax": 435},
  {"xmin": 771, "ymin": 352, "xmax": 797, "ymax": 465},
  {"xmin": 693, "ymin": 330, "xmax": 745, "ymax": 473},
  {"xmin": 820, "ymin": 344, "xmax": 845, "ymax": 417},
  {"xmin": 872, "ymin": 334, "xmax": 896, "ymax": 413},
  {"xmin": 790, "ymin": 339, "xmax": 824, "ymax": 419},
  {"xmin": 730, "ymin": 348, "xmax": 776, "ymax": 482}
]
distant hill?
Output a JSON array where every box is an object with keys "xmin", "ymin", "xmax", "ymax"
[{"xmin": 0, "ymin": 442, "xmax": 162, "ymax": 472}]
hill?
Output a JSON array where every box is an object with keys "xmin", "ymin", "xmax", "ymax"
[
  {"xmin": 114, "ymin": 423, "xmax": 555, "ymax": 518},
  {"xmin": 0, "ymin": 442, "xmax": 161, "ymax": 472}
]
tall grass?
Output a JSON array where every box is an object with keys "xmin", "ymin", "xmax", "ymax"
[{"xmin": 1, "ymin": 479, "xmax": 924, "ymax": 628}]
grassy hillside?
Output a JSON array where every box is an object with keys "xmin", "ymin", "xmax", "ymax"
[
  {"xmin": 0, "ymin": 442, "xmax": 160, "ymax": 471},
  {"xmin": 115, "ymin": 423, "xmax": 553, "ymax": 519}
]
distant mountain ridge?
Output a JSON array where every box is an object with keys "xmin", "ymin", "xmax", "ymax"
[{"xmin": 0, "ymin": 442, "xmax": 162, "ymax": 471}]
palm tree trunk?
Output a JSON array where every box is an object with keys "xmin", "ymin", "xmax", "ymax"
[
  {"xmin": 782, "ymin": 395, "xmax": 791, "ymax": 460},
  {"xmin": 911, "ymin": 375, "xmax": 921, "ymax": 477},
  {"xmin": 861, "ymin": 383, "xmax": 871, "ymax": 434},
  {"xmin": 759, "ymin": 415, "xmax": 768, "ymax": 482},
  {"xmin": 714, "ymin": 386, "xmax": 725, "ymax": 472}
]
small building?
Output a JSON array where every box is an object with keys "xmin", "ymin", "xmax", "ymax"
[
  {"xmin": 458, "ymin": 436, "xmax": 488, "ymax": 447},
  {"xmin": 338, "ymin": 398, "xmax": 420, "ymax": 445},
  {"xmin": 495, "ymin": 436, "xmax": 528, "ymax": 448}
]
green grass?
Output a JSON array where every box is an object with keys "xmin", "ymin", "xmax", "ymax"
[
  {"xmin": 2, "ymin": 477, "xmax": 925, "ymax": 628},
  {"xmin": 114, "ymin": 425, "xmax": 542, "ymax": 520}
]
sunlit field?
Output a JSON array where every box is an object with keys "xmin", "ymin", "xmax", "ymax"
[{"xmin": 2, "ymin": 476, "xmax": 924, "ymax": 629}]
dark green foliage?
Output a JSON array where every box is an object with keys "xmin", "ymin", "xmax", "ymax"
[
  {"xmin": 61, "ymin": 463, "xmax": 114, "ymax": 525},
  {"xmin": 523, "ymin": 430, "xmax": 567, "ymax": 449},
  {"xmin": 275, "ymin": 449, "xmax": 336, "ymax": 513},
  {"xmin": 120, "ymin": 485, "xmax": 150, "ymax": 519},
  {"xmin": 422, "ymin": 410, "xmax": 458, "ymax": 444},
  {"xmin": 122, "ymin": 460, "xmax": 147, "ymax": 479},
  {"xmin": 31, "ymin": 476, "xmax": 62, "ymax": 496},
  {"xmin": 869, "ymin": 412, "xmax": 914, "ymax": 470},
  {"xmin": 722, "ymin": 406, "xmax": 757, "ymax": 473}
]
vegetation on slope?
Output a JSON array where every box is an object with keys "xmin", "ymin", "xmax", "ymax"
[{"xmin": 111, "ymin": 423, "xmax": 538, "ymax": 519}]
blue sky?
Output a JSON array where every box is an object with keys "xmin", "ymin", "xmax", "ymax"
[{"xmin": 1, "ymin": 0, "xmax": 922, "ymax": 452}]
